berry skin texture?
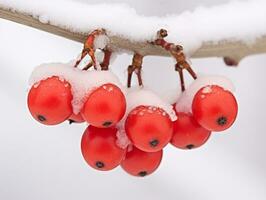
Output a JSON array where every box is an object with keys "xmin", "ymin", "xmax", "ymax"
[
  {"xmin": 125, "ymin": 106, "xmax": 173, "ymax": 152},
  {"xmin": 81, "ymin": 83, "xmax": 126, "ymax": 128},
  {"xmin": 192, "ymin": 85, "xmax": 238, "ymax": 132},
  {"xmin": 121, "ymin": 146, "xmax": 163, "ymax": 177},
  {"xmin": 81, "ymin": 126, "xmax": 126, "ymax": 171},
  {"xmin": 27, "ymin": 76, "xmax": 73, "ymax": 125},
  {"xmin": 68, "ymin": 113, "xmax": 85, "ymax": 124},
  {"xmin": 171, "ymin": 112, "xmax": 211, "ymax": 150}
]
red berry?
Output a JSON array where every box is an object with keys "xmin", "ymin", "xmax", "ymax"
[
  {"xmin": 81, "ymin": 126, "xmax": 126, "ymax": 171},
  {"xmin": 171, "ymin": 112, "xmax": 211, "ymax": 149},
  {"xmin": 27, "ymin": 76, "xmax": 73, "ymax": 125},
  {"xmin": 68, "ymin": 113, "xmax": 85, "ymax": 124},
  {"xmin": 121, "ymin": 146, "xmax": 163, "ymax": 177},
  {"xmin": 192, "ymin": 85, "xmax": 238, "ymax": 132},
  {"xmin": 125, "ymin": 106, "xmax": 173, "ymax": 152},
  {"xmin": 81, "ymin": 83, "xmax": 126, "ymax": 128}
]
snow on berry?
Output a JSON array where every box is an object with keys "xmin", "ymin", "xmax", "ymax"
[
  {"xmin": 175, "ymin": 75, "xmax": 235, "ymax": 113},
  {"xmin": 116, "ymin": 128, "xmax": 131, "ymax": 149},
  {"xmin": 124, "ymin": 89, "xmax": 177, "ymax": 122},
  {"xmin": 29, "ymin": 62, "xmax": 125, "ymax": 114},
  {"xmin": 202, "ymin": 86, "xmax": 212, "ymax": 94}
]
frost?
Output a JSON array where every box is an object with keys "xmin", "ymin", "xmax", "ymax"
[
  {"xmin": 139, "ymin": 111, "xmax": 144, "ymax": 116},
  {"xmin": 29, "ymin": 62, "xmax": 125, "ymax": 114},
  {"xmin": 175, "ymin": 75, "xmax": 235, "ymax": 113},
  {"xmin": 201, "ymin": 94, "xmax": 205, "ymax": 99},
  {"xmin": 202, "ymin": 86, "xmax": 212, "ymax": 94},
  {"xmin": 0, "ymin": 0, "xmax": 265, "ymax": 54}
]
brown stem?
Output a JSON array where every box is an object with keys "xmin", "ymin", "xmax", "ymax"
[
  {"xmin": 127, "ymin": 53, "xmax": 144, "ymax": 88},
  {"xmin": 175, "ymin": 64, "xmax": 185, "ymax": 92},
  {"xmin": 74, "ymin": 50, "xmax": 87, "ymax": 68},
  {"xmin": 82, "ymin": 61, "xmax": 93, "ymax": 70},
  {"xmin": 100, "ymin": 49, "xmax": 112, "ymax": 70},
  {"xmin": 180, "ymin": 61, "xmax": 197, "ymax": 80},
  {"xmin": 74, "ymin": 29, "xmax": 107, "ymax": 69},
  {"xmin": 127, "ymin": 65, "xmax": 134, "ymax": 88},
  {"xmin": 152, "ymin": 29, "xmax": 198, "ymax": 91}
]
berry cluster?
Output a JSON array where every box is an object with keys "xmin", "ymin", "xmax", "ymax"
[
  {"xmin": 27, "ymin": 28, "xmax": 238, "ymax": 177},
  {"xmin": 172, "ymin": 84, "xmax": 238, "ymax": 149},
  {"xmin": 27, "ymin": 76, "xmax": 126, "ymax": 127}
]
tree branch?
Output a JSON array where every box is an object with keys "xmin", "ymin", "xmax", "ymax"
[{"xmin": 1, "ymin": 6, "xmax": 266, "ymax": 63}]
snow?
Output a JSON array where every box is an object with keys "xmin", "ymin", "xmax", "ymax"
[
  {"xmin": 202, "ymin": 85, "xmax": 212, "ymax": 94},
  {"xmin": 0, "ymin": 0, "xmax": 265, "ymax": 54},
  {"xmin": 124, "ymin": 89, "xmax": 177, "ymax": 121},
  {"xmin": 29, "ymin": 61, "xmax": 125, "ymax": 114},
  {"xmin": 160, "ymin": 88, "xmax": 181, "ymax": 105},
  {"xmin": 93, "ymin": 34, "xmax": 109, "ymax": 50},
  {"xmin": 175, "ymin": 75, "xmax": 235, "ymax": 113},
  {"xmin": 115, "ymin": 129, "xmax": 131, "ymax": 149}
]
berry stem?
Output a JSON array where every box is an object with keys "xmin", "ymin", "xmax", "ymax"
[
  {"xmin": 82, "ymin": 48, "xmax": 112, "ymax": 71},
  {"xmin": 82, "ymin": 61, "xmax": 93, "ymax": 71},
  {"xmin": 74, "ymin": 29, "xmax": 107, "ymax": 69},
  {"xmin": 175, "ymin": 64, "xmax": 185, "ymax": 92},
  {"xmin": 100, "ymin": 49, "xmax": 112, "ymax": 70},
  {"xmin": 152, "ymin": 29, "xmax": 197, "ymax": 91},
  {"xmin": 127, "ymin": 53, "xmax": 144, "ymax": 88}
]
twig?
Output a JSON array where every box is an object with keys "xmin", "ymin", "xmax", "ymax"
[{"xmin": 127, "ymin": 53, "xmax": 143, "ymax": 88}]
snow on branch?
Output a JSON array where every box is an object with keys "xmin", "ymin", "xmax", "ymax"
[{"xmin": 0, "ymin": 0, "xmax": 266, "ymax": 63}]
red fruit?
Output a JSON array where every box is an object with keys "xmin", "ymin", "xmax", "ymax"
[
  {"xmin": 192, "ymin": 85, "xmax": 238, "ymax": 132},
  {"xmin": 81, "ymin": 126, "xmax": 126, "ymax": 171},
  {"xmin": 125, "ymin": 106, "xmax": 173, "ymax": 152},
  {"xmin": 121, "ymin": 146, "xmax": 163, "ymax": 177},
  {"xmin": 27, "ymin": 76, "xmax": 73, "ymax": 125},
  {"xmin": 171, "ymin": 112, "xmax": 211, "ymax": 149},
  {"xmin": 81, "ymin": 83, "xmax": 126, "ymax": 128},
  {"xmin": 68, "ymin": 113, "xmax": 85, "ymax": 124}
]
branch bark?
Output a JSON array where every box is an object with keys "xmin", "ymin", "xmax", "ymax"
[{"xmin": 1, "ymin": 7, "xmax": 266, "ymax": 63}]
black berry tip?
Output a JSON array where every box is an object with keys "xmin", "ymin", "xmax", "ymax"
[
  {"xmin": 186, "ymin": 144, "xmax": 195, "ymax": 149},
  {"xmin": 95, "ymin": 161, "xmax": 105, "ymax": 169},
  {"xmin": 138, "ymin": 171, "xmax": 148, "ymax": 177},
  {"xmin": 68, "ymin": 119, "xmax": 76, "ymax": 124},
  {"xmin": 37, "ymin": 115, "xmax": 46, "ymax": 122},
  {"xmin": 102, "ymin": 121, "xmax": 112, "ymax": 127},
  {"xmin": 149, "ymin": 139, "xmax": 159, "ymax": 147},
  {"xmin": 217, "ymin": 116, "xmax": 227, "ymax": 126}
]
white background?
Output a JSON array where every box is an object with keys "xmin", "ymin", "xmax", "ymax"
[{"xmin": 0, "ymin": 0, "xmax": 265, "ymax": 200}]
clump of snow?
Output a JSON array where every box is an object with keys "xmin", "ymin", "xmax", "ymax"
[
  {"xmin": 175, "ymin": 75, "xmax": 235, "ymax": 113},
  {"xmin": 124, "ymin": 89, "xmax": 177, "ymax": 121},
  {"xmin": 0, "ymin": 0, "xmax": 265, "ymax": 54},
  {"xmin": 29, "ymin": 62, "xmax": 125, "ymax": 114},
  {"xmin": 93, "ymin": 35, "xmax": 109, "ymax": 50},
  {"xmin": 38, "ymin": 15, "xmax": 49, "ymax": 24},
  {"xmin": 115, "ymin": 129, "xmax": 131, "ymax": 149},
  {"xmin": 160, "ymin": 88, "xmax": 181, "ymax": 105}
]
